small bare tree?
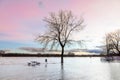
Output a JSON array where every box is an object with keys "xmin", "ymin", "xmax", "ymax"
[
  {"xmin": 36, "ymin": 10, "xmax": 85, "ymax": 63},
  {"xmin": 105, "ymin": 30, "xmax": 120, "ymax": 55}
]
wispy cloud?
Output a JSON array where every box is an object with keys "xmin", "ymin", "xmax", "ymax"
[{"xmin": 19, "ymin": 47, "xmax": 45, "ymax": 52}]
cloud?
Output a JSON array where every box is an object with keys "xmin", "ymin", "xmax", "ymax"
[
  {"xmin": 19, "ymin": 47, "xmax": 46, "ymax": 52},
  {"xmin": 0, "ymin": 33, "xmax": 9, "ymax": 37}
]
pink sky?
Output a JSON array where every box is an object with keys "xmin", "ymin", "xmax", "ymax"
[{"xmin": 0, "ymin": 0, "xmax": 120, "ymax": 50}]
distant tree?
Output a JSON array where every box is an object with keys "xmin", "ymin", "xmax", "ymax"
[
  {"xmin": 105, "ymin": 33, "xmax": 113, "ymax": 55},
  {"xmin": 0, "ymin": 50, "xmax": 5, "ymax": 56},
  {"xmin": 68, "ymin": 52, "xmax": 75, "ymax": 56},
  {"xmin": 36, "ymin": 10, "xmax": 85, "ymax": 63},
  {"xmin": 105, "ymin": 30, "xmax": 120, "ymax": 55}
]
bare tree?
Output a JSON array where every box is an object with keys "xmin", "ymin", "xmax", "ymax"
[
  {"xmin": 105, "ymin": 30, "xmax": 120, "ymax": 55},
  {"xmin": 36, "ymin": 10, "xmax": 85, "ymax": 63}
]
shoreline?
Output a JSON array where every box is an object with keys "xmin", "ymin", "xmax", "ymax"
[{"xmin": 0, "ymin": 53, "xmax": 120, "ymax": 57}]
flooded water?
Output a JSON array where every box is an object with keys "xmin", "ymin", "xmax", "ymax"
[{"xmin": 0, "ymin": 57, "xmax": 120, "ymax": 80}]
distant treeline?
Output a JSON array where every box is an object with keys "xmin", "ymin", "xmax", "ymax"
[{"xmin": 0, "ymin": 53, "xmax": 120, "ymax": 57}]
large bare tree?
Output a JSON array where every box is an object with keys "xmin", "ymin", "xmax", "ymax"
[
  {"xmin": 105, "ymin": 30, "xmax": 120, "ymax": 55},
  {"xmin": 36, "ymin": 10, "xmax": 85, "ymax": 63}
]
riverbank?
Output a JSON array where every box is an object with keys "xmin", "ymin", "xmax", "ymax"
[{"xmin": 0, "ymin": 53, "xmax": 120, "ymax": 57}]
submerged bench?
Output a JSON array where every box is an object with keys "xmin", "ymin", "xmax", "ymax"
[{"xmin": 28, "ymin": 61, "xmax": 40, "ymax": 66}]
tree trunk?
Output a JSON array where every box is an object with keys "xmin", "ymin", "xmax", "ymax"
[
  {"xmin": 118, "ymin": 51, "xmax": 120, "ymax": 55},
  {"xmin": 61, "ymin": 46, "xmax": 64, "ymax": 64}
]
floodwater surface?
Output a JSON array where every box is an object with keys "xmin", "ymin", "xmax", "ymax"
[{"xmin": 0, "ymin": 57, "xmax": 120, "ymax": 80}]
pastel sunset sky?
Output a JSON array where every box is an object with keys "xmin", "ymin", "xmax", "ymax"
[{"xmin": 0, "ymin": 0, "xmax": 120, "ymax": 52}]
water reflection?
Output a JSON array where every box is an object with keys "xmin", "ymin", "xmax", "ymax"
[
  {"xmin": 108, "ymin": 63, "xmax": 120, "ymax": 80},
  {"xmin": 60, "ymin": 64, "xmax": 64, "ymax": 80},
  {"xmin": 45, "ymin": 64, "xmax": 47, "ymax": 68},
  {"xmin": 101, "ymin": 56, "xmax": 120, "ymax": 63}
]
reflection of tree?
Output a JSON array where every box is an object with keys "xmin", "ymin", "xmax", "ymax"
[
  {"xmin": 60, "ymin": 64, "xmax": 64, "ymax": 80},
  {"xmin": 36, "ymin": 10, "xmax": 85, "ymax": 63},
  {"xmin": 105, "ymin": 30, "xmax": 120, "ymax": 55}
]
